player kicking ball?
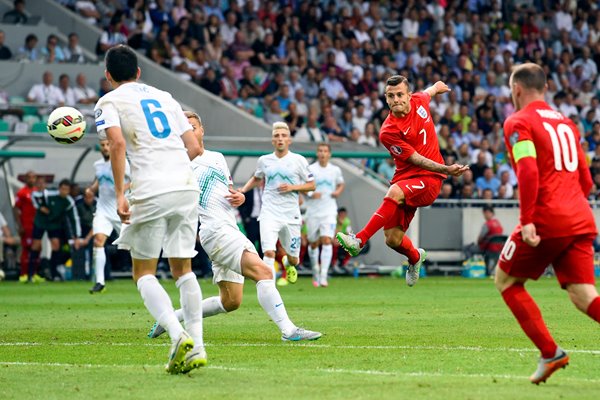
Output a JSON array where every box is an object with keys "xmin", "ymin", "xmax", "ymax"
[
  {"xmin": 496, "ymin": 63, "xmax": 600, "ymax": 384},
  {"xmin": 148, "ymin": 112, "xmax": 321, "ymax": 342}
]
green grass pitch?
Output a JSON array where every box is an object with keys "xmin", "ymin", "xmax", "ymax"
[{"xmin": 0, "ymin": 276, "xmax": 598, "ymax": 399}]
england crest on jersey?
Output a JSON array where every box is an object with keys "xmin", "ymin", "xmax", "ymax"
[{"xmin": 417, "ymin": 105, "xmax": 428, "ymax": 119}]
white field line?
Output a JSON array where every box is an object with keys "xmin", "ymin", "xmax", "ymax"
[
  {"xmin": 0, "ymin": 341, "xmax": 599, "ymax": 355},
  {"xmin": 1, "ymin": 361, "xmax": 600, "ymax": 384}
]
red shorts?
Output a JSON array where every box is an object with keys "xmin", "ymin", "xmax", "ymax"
[
  {"xmin": 383, "ymin": 176, "xmax": 443, "ymax": 231},
  {"xmin": 497, "ymin": 230, "xmax": 596, "ymax": 288}
]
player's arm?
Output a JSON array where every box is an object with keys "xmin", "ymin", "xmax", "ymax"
[
  {"xmin": 12, "ymin": 199, "xmax": 23, "ymax": 235},
  {"xmin": 239, "ymin": 175, "xmax": 262, "ymax": 194},
  {"xmin": 423, "ymin": 81, "xmax": 451, "ymax": 99},
  {"xmin": 1, "ymin": 224, "xmax": 17, "ymax": 246},
  {"xmin": 406, "ymin": 152, "xmax": 469, "ymax": 176},
  {"xmin": 104, "ymin": 126, "xmax": 130, "ymax": 223},
  {"xmin": 512, "ymin": 138, "xmax": 541, "ymax": 247},
  {"xmin": 576, "ymin": 143, "xmax": 593, "ymax": 196},
  {"xmin": 181, "ymin": 129, "xmax": 201, "ymax": 160},
  {"xmin": 278, "ymin": 179, "xmax": 316, "ymax": 193},
  {"xmin": 225, "ymin": 184, "xmax": 245, "ymax": 207},
  {"xmin": 85, "ymin": 179, "xmax": 99, "ymax": 196},
  {"xmin": 331, "ymin": 182, "xmax": 345, "ymax": 198}
]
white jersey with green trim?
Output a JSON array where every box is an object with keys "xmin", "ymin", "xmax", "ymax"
[
  {"xmin": 305, "ymin": 161, "xmax": 344, "ymax": 219},
  {"xmin": 254, "ymin": 151, "xmax": 313, "ymax": 224},
  {"xmin": 192, "ymin": 150, "xmax": 236, "ymax": 232},
  {"xmin": 94, "ymin": 158, "xmax": 131, "ymax": 218}
]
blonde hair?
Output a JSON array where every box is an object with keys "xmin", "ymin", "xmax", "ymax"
[
  {"xmin": 184, "ymin": 111, "xmax": 202, "ymax": 126},
  {"xmin": 272, "ymin": 121, "xmax": 290, "ymax": 135}
]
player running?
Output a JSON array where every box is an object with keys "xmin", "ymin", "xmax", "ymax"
[
  {"xmin": 496, "ymin": 63, "xmax": 600, "ymax": 384},
  {"xmin": 86, "ymin": 138, "xmax": 130, "ymax": 294},
  {"xmin": 148, "ymin": 112, "xmax": 321, "ymax": 342},
  {"xmin": 240, "ymin": 122, "xmax": 316, "ymax": 285},
  {"xmin": 305, "ymin": 143, "xmax": 345, "ymax": 287},
  {"xmin": 336, "ymin": 75, "xmax": 468, "ymax": 286}
]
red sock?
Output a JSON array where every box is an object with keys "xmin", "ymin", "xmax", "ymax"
[
  {"xmin": 586, "ymin": 296, "xmax": 600, "ymax": 322},
  {"xmin": 501, "ymin": 284, "xmax": 557, "ymax": 358},
  {"xmin": 392, "ymin": 235, "xmax": 420, "ymax": 265},
  {"xmin": 356, "ymin": 197, "xmax": 399, "ymax": 244}
]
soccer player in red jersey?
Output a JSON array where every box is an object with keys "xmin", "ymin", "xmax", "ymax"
[
  {"xmin": 13, "ymin": 171, "xmax": 44, "ymax": 283},
  {"xmin": 496, "ymin": 63, "xmax": 600, "ymax": 384},
  {"xmin": 336, "ymin": 75, "xmax": 468, "ymax": 286}
]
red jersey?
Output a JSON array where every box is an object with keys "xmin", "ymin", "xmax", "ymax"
[
  {"xmin": 503, "ymin": 100, "xmax": 596, "ymax": 238},
  {"xmin": 479, "ymin": 218, "xmax": 504, "ymax": 253},
  {"xmin": 14, "ymin": 185, "xmax": 37, "ymax": 230},
  {"xmin": 379, "ymin": 92, "xmax": 446, "ymax": 183}
]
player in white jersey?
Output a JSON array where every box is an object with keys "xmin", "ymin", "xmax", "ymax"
[
  {"xmin": 147, "ymin": 112, "xmax": 321, "ymax": 341},
  {"xmin": 305, "ymin": 143, "xmax": 345, "ymax": 287},
  {"xmin": 86, "ymin": 138, "xmax": 131, "ymax": 294},
  {"xmin": 240, "ymin": 122, "xmax": 316, "ymax": 285},
  {"xmin": 94, "ymin": 45, "xmax": 205, "ymax": 374}
]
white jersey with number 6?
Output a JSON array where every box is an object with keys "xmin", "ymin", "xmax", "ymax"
[{"xmin": 94, "ymin": 82, "xmax": 197, "ymax": 201}]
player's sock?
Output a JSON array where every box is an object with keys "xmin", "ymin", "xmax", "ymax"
[
  {"xmin": 256, "ymin": 279, "xmax": 296, "ymax": 336},
  {"xmin": 263, "ymin": 255, "xmax": 276, "ymax": 278},
  {"xmin": 93, "ymin": 247, "xmax": 106, "ymax": 285},
  {"xmin": 176, "ymin": 272, "xmax": 204, "ymax": 347},
  {"xmin": 501, "ymin": 283, "xmax": 557, "ymax": 358},
  {"xmin": 356, "ymin": 197, "xmax": 399, "ymax": 244},
  {"xmin": 308, "ymin": 246, "xmax": 319, "ymax": 280},
  {"xmin": 137, "ymin": 274, "xmax": 183, "ymax": 341},
  {"xmin": 586, "ymin": 296, "xmax": 600, "ymax": 322},
  {"xmin": 320, "ymin": 244, "xmax": 333, "ymax": 280},
  {"xmin": 50, "ymin": 251, "xmax": 61, "ymax": 280},
  {"xmin": 202, "ymin": 296, "xmax": 227, "ymax": 318},
  {"xmin": 392, "ymin": 235, "xmax": 420, "ymax": 265},
  {"xmin": 27, "ymin": 250, "xmax": 40, "ymax": 278}
]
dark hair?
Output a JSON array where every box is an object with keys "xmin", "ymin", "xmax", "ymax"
[
  {"xmin": 385, "ymin": 75, "xmax": 409, "ymax": 90},
  {"xmin": 338, "ymin": 207, "xmax": 347, "ymax": 213},
  {"xmin": 483, "ymin": 205, "xmax": 494, "ymax": 213},
  {"xmin": 317, "ymin": 142, "xmax": 331, "ymax": 151},
  {"xmin": 105, "ymin": 45, "xmax": 138, "ymax": 83},
  {"xmin": 58, "ymin": 178, "xmax": 71, "ymax": 187},
  {"xmin": 511, "ymin": 63, "xmax": 546, "ymax": 92}
]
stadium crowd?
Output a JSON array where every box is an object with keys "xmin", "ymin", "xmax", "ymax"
[{"xmin": 2, "ymin": 0, "xmax": 600, "ymax": 201}]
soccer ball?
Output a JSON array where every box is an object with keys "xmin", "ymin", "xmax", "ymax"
[{"xmin": 47, "ymin": 106, "xmax": 87, "ymax": 144}]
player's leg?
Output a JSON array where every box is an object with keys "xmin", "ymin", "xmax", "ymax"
[
  {"xmin": 47, "ymin": 231, "xmax": 63, "ymax": 281},
  {"xmin": 279, "ymin": 223, "xmax": 302, "ymax": 284},
  {"xmin": 27, "ymin": 226, "xmax": 43, "ymax": 282},
  {"xmin": 495, "ymin": 234, "xmax": 570, "ymax": 384},
  {"xmin": 306, "ymin": 217, "xmax": 321, "ymax": 286},
  {"xmin": 259, "ymin": 219, "xmax": 281, "ymax": 278},
  {"xmin": 318, "ymin": 218, "xmax": 337, "ymax": 287},
  {"xmin": 383, "ymin": 211, "xmax": 424, "ymax": 287},
  {"xmin": 241, "ymin": 249, "xmax": 321, "ymax": 341},
  {"xmin": 19, "ymin": 228, "xmax": 32, "ymax": 282},
  {"xmin": 90, "ymin": 233, "xmax": 109, "ymax": 293}
]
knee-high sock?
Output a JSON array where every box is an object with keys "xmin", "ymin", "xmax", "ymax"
[
  {"xmin": 308, "ymin": 245, "xmax": 319, "ymax": 281},
  {"xmin": 176, "ymin": 272, "xmax": 204, "ymax": 347},
  {"xmin": 586, "ymin": 296, "xmax": 600, "ymax": 322},
  {"xmin": 320, "ymin": 244, "xmax": 333, "ymax": 280},
  {"xmin": 174, "ymin": 295, "xmax": 227, "ymax": 322},
  {"xmin": 28, "ymin": 250, "xmax": 40, "ymax": 278},
  {"xmin": 501, "ymin": 284, "xmax": 557, "ymax": 358},
  {"xmin": 356, "ymin": 197, "xmax": 399, "ymax": 244},
  {"xmin": 93, "ymin": 247, "xmax": 106, "ymax": 285},
  {"xmin": 49, "ymin": 251, "xmax": 61, "ymax": 279},
  {"xmin": 392, "ymin": 235, "xmax": 420, "ymax": 265},
  {"xmin": 256, "ymin": 279, "xmax": 296, "ymax": 336},
  {"xmin": 137, "ymin": 274, "xmax": 183, "ymax": 341},
  {"xmin": 263, "ymin": 255, "xmax": 276, "ymax": 278}
]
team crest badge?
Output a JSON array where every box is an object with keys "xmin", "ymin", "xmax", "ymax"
[
  {"xmin": 390, "ymin": 145, "xmax": 402, "ymax": 156},
  {"xmin": 95, "ymin": 108, "xmax": 103, "ymax": 118},
  {"xmin": 509, "ymin": 131, "xmax": 519, "ymax": 145},
  {"xmin": 417, "ymin": 105, "xmax": 428, "ymax": 119}
]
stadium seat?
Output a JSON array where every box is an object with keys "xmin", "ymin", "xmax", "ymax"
[
  {"xmin": 23, "ymin": 115, "xmax": 40, "ymax": 126},
  {"xmin": 31, "ymin": 121, "xmax": 47, "ymax": 133},
  {"xmin": 0, "ymin": 119, "xmax": 10, "ymax": 132}
]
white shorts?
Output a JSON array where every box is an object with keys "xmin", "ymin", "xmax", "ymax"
[
  {"xmin": 305, "ymin": 214, "xmax": 336, "ymax": 243},
  {"xmin": 115, "ymin": 191, "xmax": 199, "ymax": 260},
  {"xmin": 200, "ymin": 224, "xmax": 257, "ymax": 285},
  {"xmin": 92, "ymin": 212, "xmax": 122, "ymax": 238},
  {"xmin": 259, "ymin": 218, "xmax": 301, "ymax": 258}
]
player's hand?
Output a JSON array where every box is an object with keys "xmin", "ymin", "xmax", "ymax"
[
  {"xmin": 40, "ymin": 206, "xmax": 50, "ymax": 215},
  {"xmin": 72, "ymin": 238, "xmax": 81, "ymax": 250},
  {"xmin": 225, "ymin": 188, "xmax": 245, "ymax": 207},
  {"xmin": 116, "ymin": 195, "xmax": 131, "ymax": 224},
  {"xmin": 312, "ymin": 192, "xmax": 322, "ymax": 199},
  {"xmin": 521, "ymin": 223, "xmax": 541, "ymax": 247},
  {"xmin": 434, "ymin": 81, "xmax": 451, "ymax": 95},
  {"xmin": 446, "ymin": 164, "xmax": 470, "ymax": 176},
  {"xmin": 278, "ymin": 183, "xmax": 294, "ymax": 193}
]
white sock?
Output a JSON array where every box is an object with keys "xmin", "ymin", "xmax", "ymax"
[
  {"xmin": 308, "ymin": 245, "xmax": 319, "ymax": 281},
  {"xmin": 263, "ymin": 256, "xmax": 276, "ymax": 278},
  {"xmin": 93, "ymin": 247, "xmax": 106, "ymax": 285},
  {"xmin": 202, "ymin": 296, "xmax": 227, "ymax": 317},
  {"xmin": 137, "ymin": 274, "xmax": 183, "ymax": 341},
  {"xmin": 176, "ymin": 272, "xmax": 204, "ymax": 348},
  {"xmin": 320, "ymin": 244, "xmax": 333, "ymax": 282},
  {"xmin": 256, "ymin": 279, "xmax": 296, "ymax": 336}
]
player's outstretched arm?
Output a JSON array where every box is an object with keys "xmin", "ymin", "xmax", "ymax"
[
  {"xmin": 278, "ymin": 180, "xmax": 316, "ymax": 194},
  {"xmin": 181, "ymin": 129, "xmax": 201, "ymax": 160},
  {"xmin": 239, "ymin": 175, "xmax": 262, "ymax": 194},
  {"xmin": 424, "ymin": 81, "xmax": 451, "ymax": 99},
  {"xmin": 407, "ymin": 152, "xmax": 469, "ymax": 176}
]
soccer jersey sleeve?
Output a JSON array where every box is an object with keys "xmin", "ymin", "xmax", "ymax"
[
  {"xmin": 297, "ymin": 155, "xmax": 314, "ymax": 182},
  {"xmin": 218, "ymin": 153, "xmax": 234, "ymax": 186},
  {"xmin": 380, "ymin": 129, "xmax": 416, "ymax": 161},
  {"xmin": 335, "ymin": 166, "xmax": 344, "ymax": 184},
  {"xmin": 94, "ymin": 99, "xmax": 120, "ymax": 137},
  {"xmin": 254, "ymin": 156, "xmax": 266, "ymax": 179}
]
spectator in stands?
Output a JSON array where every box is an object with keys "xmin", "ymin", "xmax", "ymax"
[
  {"xmin": 3, "ymin": 0, "xmax": 27, "ymax": 24},
  {"xmin": 73, "ymin": 73, "xmax": 98, "ymax": 105},
  {"xmin": 320, "ymin": 65, "xmax": 348, "ymax": 105},
  {"xmin": 27, "ymin": 71, "xmax": 65, "ymax": 108},
  {"xmin": 58, "ymin": 74, "xmax": 76, "ymax": 106},
  {"xmin": 96, "ymin": 15, "xmax": 128, "ymax": 57},
  {"xmin": 263, "ymin": 98, "xmax": 284, "ymax": 124},
  {"xmin": 40, "ymin": 34, "xmax": 65, "ymax": 63},
  {"xmin": 498, "ymin": 170, "xmax": 515, "ymax": 199},
  {"xmin": 357, "ymin": 122, "xmax": 378, "ymax": 147},
  {"xmin": 0, "ymin": 30, "xmax": 12, "ymax": 60},
  {"xmin": 377, "ymin": 158, "xmax": 395, "ymax": 182},
  {"xmin": 98, "ymin": 77, "xmax": 112, "ymax": 97},
  {"xmin": 62, "ymin": 32, "xmax": 85, "ymax": 63},
  {"xmin": 469, "ymin": 151, "xmax": 488, "ymax": 181},
  {"xmin": 322, "ymin": 115, "xmax": 347, "ymax": 143},
  {"xmin": 295, "ymin": 108, "xmax": 326, "ymax": 142},
  {"xmin": 75, "ymin": 0, "xmax": 101, "ymax": 25},
  {"xmin": 475, "ymin": 167, "xmax": 501, "ymax": 198},
  {"xmin": 301, "ymin": 67, "xmax": 320, "ymax": 99},
  {"xmin": 16, "ymin": 33, "xmax": 39, "ymax": 62},
  {"xmin": 198, "ymin": 67, "xmax": 221, "ymax": 95}
]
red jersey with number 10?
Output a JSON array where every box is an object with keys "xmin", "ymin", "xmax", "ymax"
[
  {"xmin": 379, "ymin": 92, "xmax": 446, "ymax": 183},
  {"xmin": 503, "ymin": 100, "xmax": 596, "ymax": 238}
]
